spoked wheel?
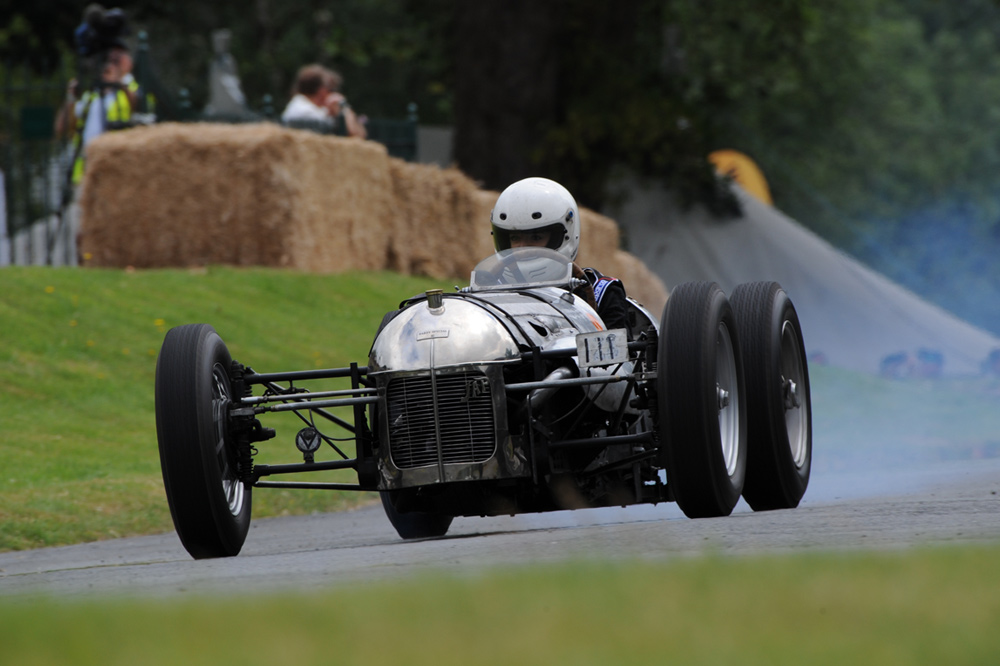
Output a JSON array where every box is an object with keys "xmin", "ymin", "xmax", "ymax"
[
  {"xmin": 155, "ymin": 324, "xmax": 251, "ymax": 558},
  {"xmin": 379, "ymin": 491, "xmax": 453, "ymax": 539},
  {"xmin": 657, "ymin": 282, "xmax": 747, "ymax": 518},
  {"xmin": 731, "ymin": 282, "xmax": 812, "ymax": 510}
]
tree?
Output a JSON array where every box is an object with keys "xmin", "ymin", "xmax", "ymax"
[
  {"xmin": 452, "ymin": 0, "xmax": 561, "ymax": 191},
  {"xmin": 0, "ymin": 1, "xmax": 79, "ymax": 72},
  {"xmin": 449, "ymin": 0, "xmax": 874, "ymax": 211}
]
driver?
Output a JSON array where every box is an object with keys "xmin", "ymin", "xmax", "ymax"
[{"xmin": 490, "ymin": 177, "xmax": 629, "ymax": 333}]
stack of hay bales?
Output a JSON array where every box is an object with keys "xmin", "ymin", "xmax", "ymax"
[
  {"xmin": 79, "ymin": 123, "xmax": 395, "ymax": 272},
  {"xmin": 79, "ymin": 122, "xmax": 667, "ymax": 311},
  {"xmin": 385, "ymin": 159, "xmax": 494, "ymax": 279}
]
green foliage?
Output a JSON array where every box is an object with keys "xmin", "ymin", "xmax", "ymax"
[
  {"xmin": 531, "ymin": 0, "xmax": 878, "ymax": 213},
  {"xmin": 0, "ymin": 266, "xmax": 451, "ymax": 551},
  {"xmin": 114, "ymin": 0, "xmax": 455, "ymax": 121},
  {"xmin": 535, "ymin": 1, "xmax": 743, "ymax": 213},
  {"xmin": 0, "ymin": 2, "xmax": 79, "ymax": 72},
  {"xmin": 653, "ymin": 0, "xmax": 877, "ymax": 230},
  {"xmin": 852, "ymin": 1, "xmax": 1000, "ymax": 335},
  {"xmin": 3, "ymin": 547, "xmax": 1000, "ymax": 664},
  {"xmin": 658, "ymin": 0, "xmax": 1000, "ymax": 335}
]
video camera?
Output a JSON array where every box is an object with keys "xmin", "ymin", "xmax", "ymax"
[{"xmin": 74, "ymin": 5, "xmax": 130, "ymax": 58}]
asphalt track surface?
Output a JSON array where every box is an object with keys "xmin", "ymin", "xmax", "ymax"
[{"xmin": 2, "ymin": 457, "xmax": 999, "ymax": 598}]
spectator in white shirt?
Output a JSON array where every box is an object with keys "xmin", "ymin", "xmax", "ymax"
[{"xmin": 281, "ymin": 64, "xmax": 366, "ymax": 139}]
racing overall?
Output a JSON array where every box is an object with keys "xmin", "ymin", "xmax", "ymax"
[{"xmin": 583, "ymin": 267, "xmax": 629, "ymax": 334}]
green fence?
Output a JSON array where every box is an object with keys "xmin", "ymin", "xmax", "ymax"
[{"xmin": 0, "ymin": 62, "xmax": 76, "ymax": 266}]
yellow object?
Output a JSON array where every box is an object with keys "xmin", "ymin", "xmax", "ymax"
[
  {"xmin": 709, "ymin": 150, "xmax": 773, "ymax": 205},
  {"xmin": 72, "ymin": 89, "xmax": 133, "ymax": 184}
]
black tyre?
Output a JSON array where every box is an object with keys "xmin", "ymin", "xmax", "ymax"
[
  {"xmin": 730, "ymin": 282, "xmax": 811, "ymax": 510},
  {"xmin": 369, "ymin": 326, "xmax": 452, "ymax": 541},
  {"xmin": 155, "ymin": 324, "xmax": 251, "ymax": 558},
  {"xmin": 657, "ymin": 282, "xmax": 747, "ymax": 518},
  {"xmin": 379, "ymin": 491, "xmax": 453, "ymax": 539}
]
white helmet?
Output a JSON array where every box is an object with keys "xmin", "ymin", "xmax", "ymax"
[{"xmin": 491, "ymin": 177, "xmax": 580, "ymax": 261}]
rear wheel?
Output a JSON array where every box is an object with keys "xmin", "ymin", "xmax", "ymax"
[
  {"xmin": 155, "ymin": 324, "xmax": 251, "ymax": 558},
  {"xmin": 380, "ymin": 491, "xmax": 453, "ymax": 539},
  {"xmin": 657, "ymin": 282, "xmax": 747, "ymax": 518},
  {"xmin": 731, "ymin": 282, "xmax": 811, "ymax": 510}
]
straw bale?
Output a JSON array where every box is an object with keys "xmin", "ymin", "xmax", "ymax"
[
  {"xmin": 77, "ymin": 121, "xmax": 666, "ymax": 311},
  {"xmin": 471, "ymin": 188, "xmax": 501, "ymax": 256},
  {"xmin": 282, "ymin": 129, "xmax": 395, "ymax": 272},
  {"xmin": 81, "ymin": 123, "xmax": 290, "ymax": 268},
  {"xmin": 385, "ymin": 159, "xmax": 492, "ymax": 279},
  {"xmin": 576, "ymin": 209, "xmax": 621, "ymax": 266},
  {"xmin": 79, "ymin": 122, "xmax": 394, "ymax": 271}
]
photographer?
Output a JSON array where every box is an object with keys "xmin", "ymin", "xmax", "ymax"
[{"xmin": 54, "ymin": 5, "xmax": 135, "ymax": 185}]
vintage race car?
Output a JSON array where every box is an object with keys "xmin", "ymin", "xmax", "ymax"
[{"xmin": 155, "ymin": 247, "xmax": 812, "ymax": 559}]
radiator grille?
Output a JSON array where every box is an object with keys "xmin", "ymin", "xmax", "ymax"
[{"xmin": 386, "ymin": 373, "xmax": 496, "ymax": 469}]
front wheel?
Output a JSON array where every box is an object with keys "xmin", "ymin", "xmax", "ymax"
[
  {"xmin": 657, "ymin": 282, "xmax": 747, "ymax": 518},
  {"xmin": 380, "ymin": 491, "xmax": 453, "ymax": 540},
  {"xmin": 155, "ymin": 324, "xmax": 251, "ymax": 559},
  {"xmin": 369, "ymin": 387, "xmax": 453, "ymax": 540},
  {"xmin": 731, "ymin": 282, "xmax": 811, "ymax": 510}
]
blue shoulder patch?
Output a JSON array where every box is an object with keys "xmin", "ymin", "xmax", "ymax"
[{"xmin": 593, "ymin": 276, "xmax": 618, "ymax": 307}]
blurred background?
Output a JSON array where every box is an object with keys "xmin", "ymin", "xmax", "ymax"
[{"xmin": 4, "ymin": 0, "xmax": 1000, "ymax": 341}]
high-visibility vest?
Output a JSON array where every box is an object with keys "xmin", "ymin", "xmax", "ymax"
[
  {"xmin": 124, "ymin": 75, "xmax": 156, "ymax": 115},
  {"xmin": 71, "ymin": 88, "xmax": 132, "ymax": 184}
]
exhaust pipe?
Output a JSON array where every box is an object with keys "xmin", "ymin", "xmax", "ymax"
[{"xmin": 520, "ymin": 366, "xmax": 575, "ymax": 416}]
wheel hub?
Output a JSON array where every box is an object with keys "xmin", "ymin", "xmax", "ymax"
[
  {"xmin": 782, "ymin": 376, "xmax": 799, "ymax": 410},
  {"xmin": 717, "ymin": 386, "xmax": 730, "ymax": 410},
  {"xmin": 213, "ymin": 365, "xmax": 245, "ymax": 517}
]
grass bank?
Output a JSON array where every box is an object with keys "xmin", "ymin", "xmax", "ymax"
[
  {"xmin": 0, "ymin": 266, "xmax": 450, "ymax": 551},
  {"xmin": 3, "ymin": 266, "xmax": 1000, "ymax": 551}
]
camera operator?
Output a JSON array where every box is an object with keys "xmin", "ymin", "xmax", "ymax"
[{"xmin": 54, "ymin": 5, "xmax": 135, "ymax": 185}]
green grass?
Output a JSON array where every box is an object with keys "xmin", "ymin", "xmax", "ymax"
[
  {"xmin": 0, "ymin": 266, "xmax": 451, "ymax": 551},
  {"xmin": 3, "ymin": 265, "xmax": 1000, "ymax": 551},
  {"xmin": 3, "ymin": 266, "xmax": 999, "ymax": 663},
  {"xmin": 2, "ymin": 546, "xmax": 999, "ymax": 665}
]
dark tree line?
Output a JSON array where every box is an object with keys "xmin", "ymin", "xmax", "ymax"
[{"xmin": 7, "ymin": 0, "xmax": 1000, "ymax": 334}]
